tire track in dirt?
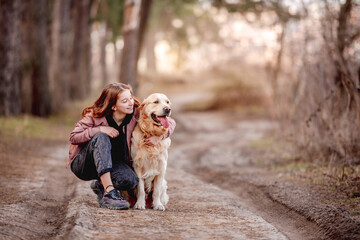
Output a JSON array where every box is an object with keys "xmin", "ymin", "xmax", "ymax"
[
  {"xmin": 55, "ymin": 167, "xmax": 290, "ymax": 240},
  {"xmin": 170, "ymin": 110, "xmax": 324, "ymax": 240},
  {"xmin": 0, "ymin": 142, "xmax": 77, "ymax": 239}
]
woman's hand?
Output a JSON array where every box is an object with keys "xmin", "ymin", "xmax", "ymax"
[
  {"xmin": 100, "ymin": 126, "xmax": 119, "ymax": 138},
  {"xmin": 144, "ymin": 136, "xmax": 161, "ymax": 146}
]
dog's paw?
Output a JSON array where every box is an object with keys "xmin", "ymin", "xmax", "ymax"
[
  {"xmin": 161, "ymin": 193, "xmax": 169, "ymax": 205},
  {"xmin": 153, "ymin": 203, "xmax": 165, "ymax": 211},
  {"xmin": 134, "ymin": 200, "xmax": 146, "ymax": 210}
]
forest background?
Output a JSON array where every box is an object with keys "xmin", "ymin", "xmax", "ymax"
[{"xmin": 1, "ymin": 0, "xmax": 360, "ymax": 201}]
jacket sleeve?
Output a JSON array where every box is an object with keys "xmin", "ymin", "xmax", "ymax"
[
  {"xmin": 163, "ymin": 117, "xmax": 176, "ymax": 139},
  {"xmin": 69, "ymin": 115, "xmax": 101, "ymax": 145}
]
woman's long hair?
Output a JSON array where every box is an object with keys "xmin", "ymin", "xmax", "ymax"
[{"xmin": 82, "ymin": 83, "xmax": 140, "ymax": 118}]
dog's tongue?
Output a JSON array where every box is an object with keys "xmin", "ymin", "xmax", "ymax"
[{"xmin": 157, "ymin": 116, "xmax": 169, "ymax": 128}]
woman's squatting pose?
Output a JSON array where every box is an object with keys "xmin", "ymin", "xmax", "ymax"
[{"xmin": 67, "ymin": 83, "xmax": 175, "ymax": 210}]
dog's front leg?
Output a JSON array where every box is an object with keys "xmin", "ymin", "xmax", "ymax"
[
  {"xmin": 134, "ymin": 178, "xmax": 146, "ymax": 209},
  {"xmin": 160, "ymin": 179, "xmax": 169, "ymax": 206},
  {"xmin": 152, "ymin": 175, "xmax": 165, "ymax": 211}
]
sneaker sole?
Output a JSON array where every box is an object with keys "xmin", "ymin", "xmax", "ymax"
[{"xmin": 99, "ymin": 202, "xmax": 130, "ymax": 210}]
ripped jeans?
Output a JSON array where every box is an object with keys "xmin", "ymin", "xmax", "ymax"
[{"xmin": 70, "ymin": 132, "xmax": 138, "ymax": 191}]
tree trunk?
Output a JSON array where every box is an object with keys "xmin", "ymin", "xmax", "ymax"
[
  {"xmin": 120, "ymin": 0, "xmax": 142, "ymax": 91},
  {"xmin": 31, "ymin": 0, "xmax": 52, "ymax": 116},
  {"xmin": 59, "ymin": 0, "xmax": 73, "ymax": 106},
  {"xmin": 49, "ymin": 0, "xmax": 62, "ymax": 112},
  {"xmin": 70, "ymin": 0, "xmax": 92, "ymax": 100},
  {"xmin": 49, "ymin": 0, "xmax": 73, "ymax": 112},
  {"xmin": 358, "ymin": 65, "xmax": 360, "ymax": 89},
  {"xmin": 145, "ymin": 30, "xmax": 157, "ymax": 73},
  {"xmin": 137, "ymin": 0, "xmax": 152, "ymax": 60},
  {"xmin": 271, "ymin": 22, "xmax": 287, "ymax": 99},
  {"xmin": 100, "ymin": 24, "xmax": 108, "ymax": 88},
  {"xmin": 334, "ymin": 0, "xmax": 358, "ymax": 112},
  {"xmin": 0, "ymin": 0, "xmax": 22, "ymax": 116}
]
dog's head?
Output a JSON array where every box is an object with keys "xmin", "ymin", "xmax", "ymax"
[{"xmin": 138, "ymin": 93, "xmax": 172, "ymax": 136}]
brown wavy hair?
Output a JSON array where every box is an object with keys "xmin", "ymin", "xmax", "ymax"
[{"xmin": 82, "ymin": 83, "xmax": 140, "ymax": 118}]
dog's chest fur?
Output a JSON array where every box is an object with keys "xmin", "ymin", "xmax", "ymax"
[{"xmin": 131, "ymin": 125, "xmax": 171, "ymax": 179}]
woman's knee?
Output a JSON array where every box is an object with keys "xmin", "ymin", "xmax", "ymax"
[
  {"xmin": 112, "ymin": 171, "xmax": 139, "ymax": 190},
  {"xmin": 128, "ymin": 174, "xmax": 139, "ymax": 189},
  {"xmin": 91, "ymin": 132, "xmax": 111, "ymax": 147},
  {"xmin": 93, "ymin": 132, "xmax": 110, "ymax": 141}
]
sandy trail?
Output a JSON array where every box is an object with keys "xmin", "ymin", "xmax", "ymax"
[{"xmin": 58, "ymin": 167, "xmax": 288, "ymax": 240}]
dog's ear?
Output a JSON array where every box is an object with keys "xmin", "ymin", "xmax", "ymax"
[{"xmin": 138, "ymin": 102, "xmax": 145, "ymax": 111}]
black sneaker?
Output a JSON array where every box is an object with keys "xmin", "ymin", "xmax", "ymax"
[
  {"xmin": 99, "ymin": 189, "xmax": 130, "ymax": 210},
  {"xmin": 90, "ymin": 180, "xmax": 104, "ymax": 201}
]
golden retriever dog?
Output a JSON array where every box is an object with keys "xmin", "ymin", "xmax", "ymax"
[{"xmin": 131, "ymin": 93, "xmax": 173, "ymax": 211}]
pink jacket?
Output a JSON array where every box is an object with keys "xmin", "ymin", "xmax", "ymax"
[{"xmin": 67, "ymin": 108, "xmax": 176, "ymax": 167}]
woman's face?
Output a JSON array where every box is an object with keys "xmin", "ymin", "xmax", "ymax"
[{"xmin": 112, "ymin": 89, "xmax": 134, "ymax": 115}]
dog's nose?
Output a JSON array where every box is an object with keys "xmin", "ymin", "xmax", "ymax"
[{"xmin": 163, "ymin": 107, "xmax": 171, "ymax": 115}]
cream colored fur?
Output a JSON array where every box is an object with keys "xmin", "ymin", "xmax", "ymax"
[{"xmin": 131, "ymin": 93, "xmax": 172, "ymax": 211}]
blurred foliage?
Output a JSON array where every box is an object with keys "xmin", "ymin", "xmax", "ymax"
[
  {"xmin": 207, "ymin": 64, "xmax": 268, "ymax": 112},
  {"xmin": 212, "ymin": 0, "xmax": 301, "ymax": 23},
  {"xmin": 95, "ymin": 0, "xmax": 124, "ymax": 42},
  {"xmin": 209, "ymin": 81, "xmax": 265, "ymax": 110},
  {"xmin": 93, "ymin": 0, "xmax": 301, "ymax": 45},
  {"xmin": 0, "ymin": 115, "xmax": 73, "ymax": 141},
  {"xmin": 250, "ymin": 138, "xmax": 276, "ymax": 149},
  {"xmin": 181, "ymin": 79, "xmax": 267, "ymax": 113},
  {"xmin": 149, "ymin": 0, "xmax": 221, "ymax": 50},
  {"xmin": 150, "ymin": 0, "xmax": 195, "ymax": 48}
]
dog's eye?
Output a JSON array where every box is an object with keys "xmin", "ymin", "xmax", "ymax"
[
  {"xmin": 166, "ymin": 101, "xmax": 170, "ymax": 104},
  {"xmin": 154, "ymin": 100, "xmax": 159, "ymax": 104}
]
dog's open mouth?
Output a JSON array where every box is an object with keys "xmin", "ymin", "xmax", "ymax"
[{"xmin": 151, "ymin": 113, "xmax": 170, "ymax": 128}]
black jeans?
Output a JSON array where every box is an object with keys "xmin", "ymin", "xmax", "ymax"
[{"xmin": 71, "ymin": 132, "xmax": 138, "ymax": 191}]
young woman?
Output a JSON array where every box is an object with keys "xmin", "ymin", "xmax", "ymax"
[{"xmin": 67, "ymin": 83, "xmax": 175, "ymax": 210}]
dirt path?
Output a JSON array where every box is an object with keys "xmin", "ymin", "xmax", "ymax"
[
  {"xmin": 0, "ymin": 141, "xmax": 76, "ymax": 239},
  {"xmin": 0, "ymin": 93, "xmax": 326, "ymax": 240},
  {"xmin": 0, "ymin": 142, "xmax": 292, "ymax": 240},
  {"xmin": 57, "ymin": 168, "xmax": 292, "ymax": 239},
  {"xmin": 169, "ymin": 110, "xmax": 323, "ymax": 240}
]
